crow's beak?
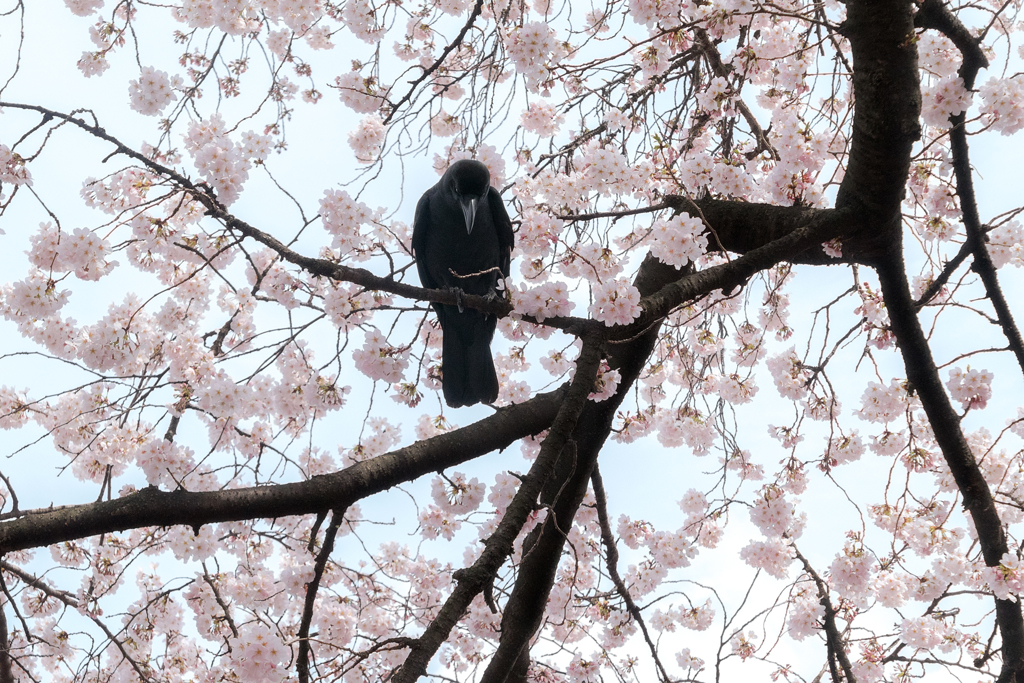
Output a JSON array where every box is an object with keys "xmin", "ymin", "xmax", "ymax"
[{"xmin": 460, "ymin": 196, "xmax": 478, "ymax": 234}]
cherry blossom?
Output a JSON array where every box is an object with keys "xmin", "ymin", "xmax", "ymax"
[
  {"xmin": 0, "ymin": 144, "xmax": 31, "ymax": 189},
  {"xmin": 979, "ymin": 76, "xmax": 1024, "ymax": 135},
  {"xmin": 128, "ymin": 66, "xmax": 181, "ymax": 116},
  {"xmin": 650, "ymin": 214, "xmax": 708, "ymax": 268},
  {"xmin": 946, "ymin": 366, "xmax": 993, "ymax": 411},
  {"xmin": 588, "ymin": 278, "xmax": 641, "ymax": 325},
  {"xmin": 348, "ymin": 114, "xmax": 387, "ymax": 162},
  {"xmin": 0, "ymin": 1, "xmax": 1021, "ymax": 682}
]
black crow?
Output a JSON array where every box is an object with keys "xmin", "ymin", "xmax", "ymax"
[{"xmin": 412, "ymin": 159, "xmax": 514, "ymax": 407}]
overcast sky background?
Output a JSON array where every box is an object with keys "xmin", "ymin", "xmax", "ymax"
[{"xmin": 2, "ymin": 2, "xmax": 1024, "ymax": 679}]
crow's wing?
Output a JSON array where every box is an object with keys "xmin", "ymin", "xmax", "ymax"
[
  {"xmin": 412, "ymin": 186, "xmax": 438, "ymax": 291},
  {"xmin": 487, "ymin": 186, "xmax": 515, "ymax": 278}
]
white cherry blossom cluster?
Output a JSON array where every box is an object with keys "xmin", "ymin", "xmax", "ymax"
[
  {"xmin": 0, "ymin": 143, "xmax": 31, "ymax": 194},
  {"xmin": 764, "ymin": 109, "xmax": 827, "ymax": 206},
  {"xmin": 81, "ymin": 167, "xmax": 159, "ymax": 215},
  {"xmin": 723, "ymin": 447, "xmax": 765, "ymax": 481},
  {"xmin": 650, "ymin": 214, "xmax": 708, "ymax": 268},
  {"xmin": 63, "ymin": 0, "xmax": 104, "ymax": 16},
  {"xmin": 826, "ymin": 432, "xmax": 865, "ymax": 466},
  {"xmin": 539, "ymin": 348, "xmax": 573, "ymax": 376},
  {"xmin": 576, "ymin": 141, "xmax": 650, "ymax": 197},
  {"xmin": 348, "ymin": 114, "xmax": 387, "ymax": 162},
  {"xmin": 506, "ymin": 21, "xmax": 566, "ymax": 92},
  {"xmin": 786, "ymin": 588, "xmax": 824, "ymax": 640},
  {"xmin": 335, "ymin": 70, "xmax": 386, "ymax": 113},
  {"xmin": 588, "ymin": 278, "xmax": 641, "ymax": 325},
  {"xmin": 854, "ymin": 283, "xmax": 893, "ymax": 348},
  {"xmin": 742, "ymin": 22, "xmax": 811, "ymax": 94},
  {"xmin": 633, "ymin": 37, "xmax": 673, "ymax": 83},
  {"xmin": 176, "ymin": 0, "xmax": 257, "ymax": 33},
  {"xmin": 717, "ymin": 372, "xmax": 758, "ymax": 404},
  {"xmin": 517, "ymin": 210, "xmax": 564, "ymax": 263},
  {"xmin": 429, "ymin": 109, "xmax": 462, "ymax": 137},
  {"xmin": 656, "ymin": 406, "xmax": 716, "ymax": 454},
  {"xmin": 128, "ymin": 66, "xmax": 181, "ymax": 116},
  {"xmin": 184, "ymin": 115, "xmax": 271, "ymax": 205},
  {"xmin": 418, "ymin": 482, "xmax": 480, "ymax": 541},
  {"xmin": 749, "ymin": 485, "xmax": 803, "ymax": 538},
  {"xmin": 945, "ymin": 366, "xmax": 993, "ymax": 411},
  {"xmin": 739, "ymin": 538, "xmax": 795, "ymax": 579},
  {"xmin": 520, "ymin": 101, "xmax": 564, "ymax": 136},
  {"xmin": 987, "ymin": 220, "xmax": 1024, "ymax": 268},
  {"xmin": 319, "ymin": 188, "xmax": 378, "ymax": 256},
  {"xmin": 984, "ymin": 552, "xmax": 1024, "ymax": 600},
  {"xmin": 322, "ymin": 280, "xmax": 375, "ymax": 331},
  {"xmin": 1, "ymin": 269, "xmax": 71, "ymax": 338},
  {"xmin": 677, "ymin": 599, "xmax": 716, "ymax": 630},
  {"xmin": 695, "ymin": 76, "xmax": 733, "ymax": 114},
  {"xmin": 900, "ymin": 616, "xmax": 956, "ymax": 652},
  {"xmin": 766, "ymin": 348, "xmax": 812, "ymax": 400},
  {"xmin": 76, "ymin": 49, "xmax": 109, "ymax": 76},
  {"xmin": 980, "ymin": 76, "xmax": 1024, "ymax": 135},
  {"xmin": 28, "ymin": 224, "xmax": 114, "ymax": 281},
  {"xmin": 858, "ymin": 378, "xmax": 908, "ymax": 423},
  {"xmin": 227, "ymin": 622, "xmax": 289, "ymax": 681},
  {"xmin": 588, "ymin": 363, "xmax": 621, "ymax": 402},
  {"xmin": 873, "ymin": 571, "xmax": 912, "ymax": 608},
  {"xmin": 340, "ymin": 0, "xmax": 384, "ymax": 43},
  {"xmin": 512, "ymin": 281, "xmax": 574, "ymax": 322},
  {"xmin": 829, "ymin": 541, "xmax": 874, "ymax": 606},
  {"xmin": 352, "ymin": 328, "xmax": 410, "ymax": 383},
  {"xmin": 920, "ymin": 76, "xmax": 972, "ymax": 128},
  {"xmin": 918, "ymin": 33, "xmax": 960, "ymax": 78}
]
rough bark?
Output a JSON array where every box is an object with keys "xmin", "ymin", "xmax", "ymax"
[
  {"xmin": 479, "ymin": 254, "xmax": 681, "ymax": 683},
  {"xmin": 392, "ymin": 339, "xmax": 605, "ymax": 683},
  {"xmin": 0, "ymin": 388, "xmax": 564, "ymax": 552},
  {"xmin": 835, "ymin": 0, "xmax": 921, "ymax": 259}
]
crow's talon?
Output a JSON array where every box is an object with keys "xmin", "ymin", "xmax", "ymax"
[{"xmin": 450, "ymin": 287, "xmax": 465, "ymax": 313}]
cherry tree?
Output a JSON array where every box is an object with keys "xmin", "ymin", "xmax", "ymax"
[{"xmin": 1, "ymin": 0, "xmax": 1024, "ymax": 681}]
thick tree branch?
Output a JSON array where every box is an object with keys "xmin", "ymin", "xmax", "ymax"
[
  {"xmin": 479, "ymin": 254, "xmax": 680, "ymax": 683},
  {"xmin": 671, "ymin": 197, "xmax": 855, "ymax": 264},
  {"xmin": 393, "ymin": 335, "xmax": 605, "ymax": 683},
  {"xmin": 630, "ymin": 206, "xmax": 856, "ymax": 335},
  {"xmin": 917, "ymin": 0, "xmax": 1024, "ymax": 376},
  {"xmin": 875, "ymin": 252, "xmax": 1024, "ymax": 680},
  {"xmin": 914, "ymin": 0, "xmax": 989, "ymax": 75},
  {"xmin": 835, "ymin": 0, "xmax": 921, "ymax": 259},
  {"xmin": 0, "ymin": 388, "xmax": 564, "ymax": 552},
  {"xmin": 0, "ymin": 601, "xmax": 10, "ymax": 683}
]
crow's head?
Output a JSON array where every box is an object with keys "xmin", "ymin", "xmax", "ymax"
[{"xmin": 444, "ymin": 159, "xmax": 491, "ymax": 234}]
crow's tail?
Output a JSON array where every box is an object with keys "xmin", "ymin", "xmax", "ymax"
[{"xmin": 441, "ymin": 310, "xmax": 499, "ymax": 408}]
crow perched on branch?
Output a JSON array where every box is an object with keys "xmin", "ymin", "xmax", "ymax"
[{"xmin": 413, "ymin": 159, "xmax": 514, "ymax": 408}]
